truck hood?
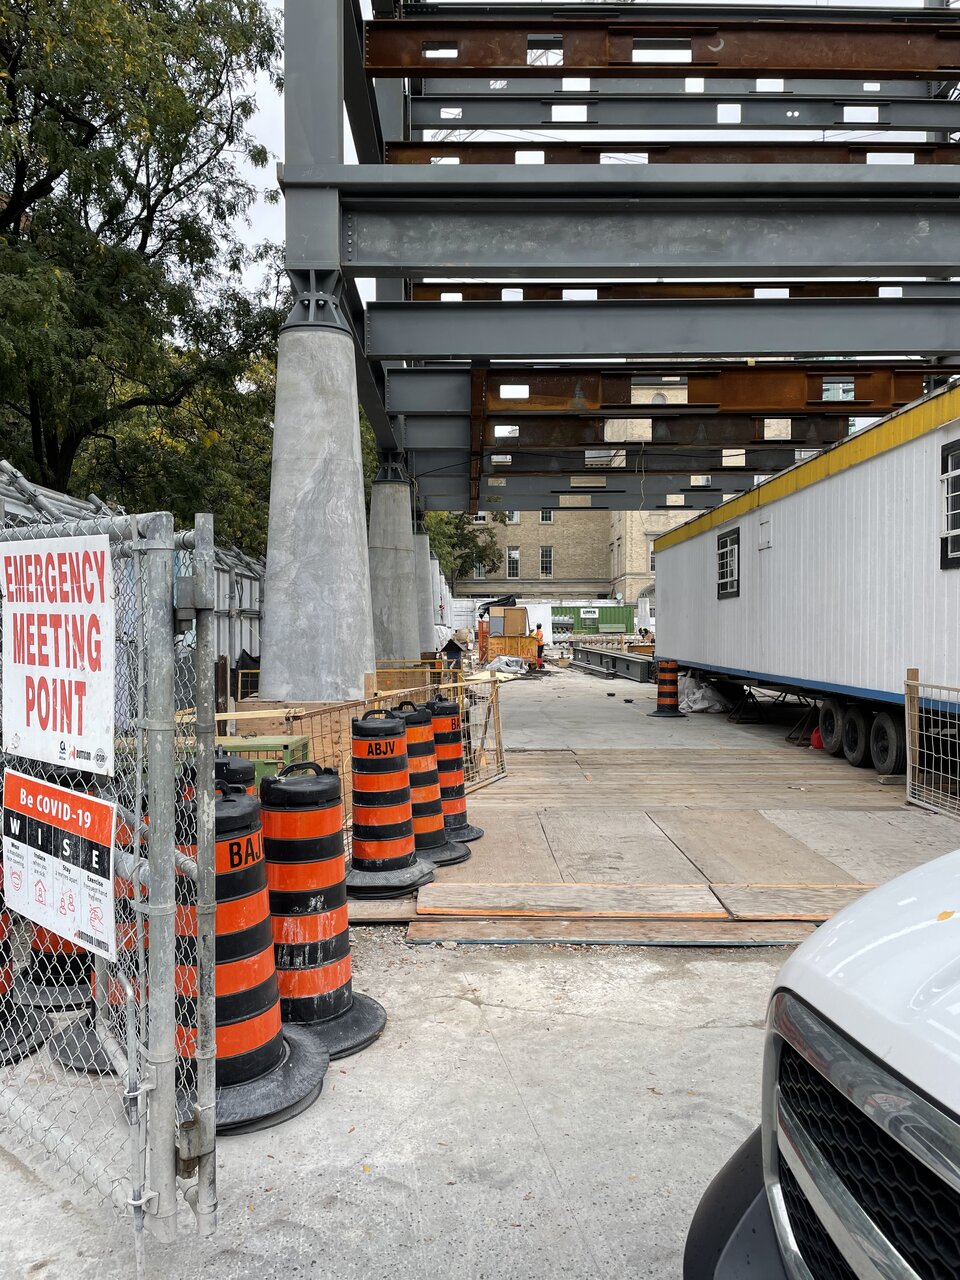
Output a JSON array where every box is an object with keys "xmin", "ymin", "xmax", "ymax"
[{"xmin": 776, "ymin": 846, "xmax": 960, "ymax": 1117}]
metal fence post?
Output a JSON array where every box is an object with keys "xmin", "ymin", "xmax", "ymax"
[
  {"xmin": 905, "ymin": 666, "xmax": 920, "ymax": 806},
  {"xmin": 140, "ymin": 511, "xmax": 179, "ymax": 1243}
]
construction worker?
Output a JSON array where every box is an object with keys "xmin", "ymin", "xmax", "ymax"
[{"xmin": 535, "ymin": 622, "xmax": 545, "ymax": 670}]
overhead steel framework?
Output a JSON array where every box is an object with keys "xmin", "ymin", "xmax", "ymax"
[{"xmin": 274, "ymin": 0, "xmax": 960, "ymax": 526}]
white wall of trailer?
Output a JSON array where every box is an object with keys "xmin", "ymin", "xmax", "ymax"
[{"xmin": 656, "ymin": 420, "xmax": 960, "ymax": 703}]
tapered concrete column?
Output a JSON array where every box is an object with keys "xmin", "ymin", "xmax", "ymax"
[
  {"xmin": 413, "ymin": 533, "xmax": 436, "ymax": 655},
  {"xmin": 260, "ymin": 326, "xmax": 375, "ymax": 701},
  {"xmin": 368, "ymin": 480, "xmax": 421, "ymax": 661},
  {"xmin": 430, "ymin": 554, "xmax": 443, "ymax": 626}
]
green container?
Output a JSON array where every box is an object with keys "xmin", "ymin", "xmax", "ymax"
[{"xmin": 215, "ymin": 735, "xmax": 310, "ymax": 788}]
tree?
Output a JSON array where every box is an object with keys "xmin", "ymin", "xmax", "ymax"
[
  {"xmin": 0, "ymin": 0, "xmax": 282, "ymax": 492},
  {"xmin": 423, "ymin": 511, "xmax": 504, "ymax": 582}
]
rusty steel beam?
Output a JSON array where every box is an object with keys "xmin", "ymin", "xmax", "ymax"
[
  {"xmin": 481, "ymin": 368, "xmax": 925, "ymax": 417},
  {"xmin": 411, "ymin": 284, "xmax": 910, "ymax": 302},
  {"xmin": 478, "ymin": 416, "xmax": 846, "ymax": 449},
  {"xmin": 364, "ymin": 17, "xmax": 960, "ymax": 79},
  {"xmin": 388, "ymin": 141, "xmax": 960, "ymax": 166}
]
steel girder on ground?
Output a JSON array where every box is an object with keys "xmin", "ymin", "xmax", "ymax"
[
  {"xmin": 386, "ymin": 365, "xmax": 925, "ymax": 419},
  {"xmin": 364, "ymin": 13, "xmax": 960, "ymax": 78},
  {"xmin": 365, "ymin": 296, "xmax": 960, "ymax": 361}
]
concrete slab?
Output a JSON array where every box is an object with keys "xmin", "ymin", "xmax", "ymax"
[{"xmin": 0, "ymin": 931, "xmax": 784, "ymax": 1280}]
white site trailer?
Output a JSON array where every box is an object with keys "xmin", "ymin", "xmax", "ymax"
[{"xmin": 653, "ymin": 383, "xmax": 960, "ymax": 776}]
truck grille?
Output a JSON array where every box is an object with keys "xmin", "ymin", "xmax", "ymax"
[
  {"xmin": 778, "ymin": 1162, "xmax": 856, "ymax": 1280},
  {"xmin": 779, "ymin": 1043, "xmax": 960, "ymax": 1279}
]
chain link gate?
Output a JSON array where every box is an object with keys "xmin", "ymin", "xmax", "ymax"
[{"xmin": 0, "ymin": 509, "xmax": 217, "ymax": 1272}]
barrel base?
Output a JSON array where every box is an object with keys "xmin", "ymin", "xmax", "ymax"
[
  {"xmin": 216, "ymin": 1026, "xmax": 329, "ymax": 1135},
  {"xmin": 0, "ymin": 1004, "xmax": 51, "ymax": 1066},
  {"xmin": 648, "ymin": 708, "xmax": 686, "ymax": 718},
  {"xmin": 346, "ymin": 858, "xmax": 435, "ymax": 899},
  {"xmin": 444, "ymin": 817, "xmax": 485, "ymax": 843},
  {"xmin": 15, "ymin": 976, "xmax": 90, "ymax": 1013},
  {"xmin": 420, "ymin": 838, "xmax": 471, "ymax": 868},
  {"xmin": 48, "ymin": 1011, "xmax": 116, "ymax": 1075},
  {"xmin": 299, "ymin": 991, "xmax": 387, "ymax": 1060}
]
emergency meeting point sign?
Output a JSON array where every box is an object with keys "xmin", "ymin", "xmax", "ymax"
[{"xmin": 1, "ymin": 536, "xmax": 116, "ymax": 776}]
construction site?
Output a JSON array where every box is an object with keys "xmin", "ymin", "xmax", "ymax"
[{"xmin": 0, "ymin": 0, "xmax": 959, "ymax": 1278}]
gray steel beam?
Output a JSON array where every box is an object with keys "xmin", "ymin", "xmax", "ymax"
[
  {"xmin": 407, "ymin": 443, "xmax": 796, "ymax": 471},
  {"xmin": 409, "ymin": 91, "xmax": 960, "ymax": 132},
  {"xmin": 416, "ymin": 76, "xmax": 937, "ymax": 97},
  {"xmin": 366, "ymin": 297, "xmax": 960, "ymax": 359},
  {"xmin": 344, "ymin": 0, "xmax": 383, "ymax": 162}
]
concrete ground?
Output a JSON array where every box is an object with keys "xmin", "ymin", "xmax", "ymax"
[{"xmin": 1, "ymin": 670, "xmax": 843, "ymax": 1280}]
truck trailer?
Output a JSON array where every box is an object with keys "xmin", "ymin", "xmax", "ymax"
[{"xmin": 653, "ymin": 383, "xmax": 960, "ymax": 778}]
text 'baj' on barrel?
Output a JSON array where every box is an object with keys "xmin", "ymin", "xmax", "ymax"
[
  {"xmin": 177, "ymin": 784, "xmax": 329, "ymax": 1134},
  {"xmin": 392, "ymin": 702, "xmax": 470, "ymax": 867},
  {"xmin": 345, "ymin": 711, "xmax": 434, "ymax": 899},
  {"xmin": 261, "ymin": 763, "xmax": 385, "ymax": 1059},
  {"xmin": 427, "ymin": 699, "xmax": 484, "ymax": 843}
]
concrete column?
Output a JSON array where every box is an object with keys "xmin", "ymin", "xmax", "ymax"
[
  {"xmin": 368, "ymin": 480, "xmax": 421, "ymax": 661},
  {"xmin": 430, "ymin": 554, "xmax": 443, "ymax": 627},
  {"xmin": 260, "ymin": 326, "xmax": 375, "ymax": 701},
  {"xmin": 413, "ymin": 533, "xmax": 436, "ymax": 655}
]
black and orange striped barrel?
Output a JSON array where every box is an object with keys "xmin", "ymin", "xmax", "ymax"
[
  {"xmin": 350, "ymin": 712, "xmax": 416, "ymax": 872},
  {"xmin": 176, "ymin": 789, "xmax": 284, "ymax": 1088},
  {"xmin": 0, "ymin": 909, "xmax": 15, "ymax": 1003},
  {"xmin": 261, "ymin": 764, "xmax": 352, "ymax": 1024},
  {"xmin": 648, "ymin": 659, "xmax": 686, "ymax": 719},
  {"xmin": 19, "ymin": 925, "xmax": 89, "ymax": 1010},
  {"xmin": 391, "ymin": 703, "xmax": 447, "ymax": 855},
  {"xmin": 427, "ymin": 698, "xmax": 484, "ymax": 843},
  {"xmin": 215, "ymin": 752, "xmax": 257, "ymax": 796}
]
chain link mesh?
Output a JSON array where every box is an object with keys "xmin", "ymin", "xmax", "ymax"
[{"xmin": 906, "ymin": 673, "xmax": 960, "ymax": 818}]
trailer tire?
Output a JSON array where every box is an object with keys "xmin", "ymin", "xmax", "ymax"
[
  {"xmin": 842, "ymin": 704, "xmax": 874, "ymax": 768},
  {"xmin": 870, "ymin": 711, "xmax": 906, "ymax": 776},
  {"xmin": 819, "ymin": 699, "xmax": 845, "ymax": 756}
]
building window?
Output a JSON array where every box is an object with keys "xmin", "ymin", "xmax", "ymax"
[
  {"xmin": 942, "ymin": 442, "xmax": 960, "ymax": 569},
  {"xmin": 717, "ymin": 528, "xmax": 740, "ymax": 598},
  {"xmin": 471, "ymin": 512, "xmax": 486, "ymax": 523},
  {"xmin": 473, "ymin": 561, "xmax": 486, "ymax": 579},
  {"xmin": 540, "ymin": 545, "xmax": 554, "ymax": 578},
  {"xmin": 539, "ymin": 508, "xmax": 553, "ymax": 523},
  {"xmin": 648, "ymin": 537, "xmax": 657, "ymax": 571},
  {"xmin": 505, "ymin": 510, "xmax": 520, "ymax": 524},
  {"xmin": 507, "ymin": 546, "xmax": 520, "ymax": 579}
]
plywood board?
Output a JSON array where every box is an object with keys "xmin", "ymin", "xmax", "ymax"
[
  {"xmin": 762, "ymin": 809, "xmax": 959, "ymax": 883},
  {"xmin": 430, "ymin": 812, "xmax": 562, "ymax": 884},
  {"xmin": 406, "ymin": 917, "xmax": 817, "ymax": 947},
  {"xmin": 537, "ymin": 807, "xmax": 705, "ymax": 884},
  {"xmin": 348, "ymin": 896, "xmax": 419, "ymax": 923},
  {"xmin": 647, "ymin": 808, "xmax": 856, "ymax": 884},
  {"xmin": 711, "ymin": 883, "xmax": 872, "ymax": 921},
  {"xmin": 415, "ymin": 882, "xmax": 727, "ymax": 919}
]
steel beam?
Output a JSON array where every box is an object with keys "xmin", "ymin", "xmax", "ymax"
[
  {"xmin": 396, "ymin": 5, "xmax": 956, "ymax": 25},
  {"xmin": 366, "ymin": 297, "xmax": 960, "ymax": 360},
  {"xmin": 365, "ymin": 16, "xmax": 960, "ymax": 78},
  {"xmin": 409, "ymin": 91, "xmax": 960, "ymax": 132},
  {"xmin": 416, "ymin": 75, "xmax": 938, "ymax": 97},
  {"xmin": 388, "ymin": 141, "xmax": 960, "ymax": 166},
  {"xmin": 410, "ymin": 283, "xmax": 925, "ymax": 302},
  {"xmin": 344, "ymin": 0, "xmax": 383, "ymax": 162}
]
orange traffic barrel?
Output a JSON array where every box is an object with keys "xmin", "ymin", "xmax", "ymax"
[
  {"xmin": 427, "ymin": 698, "xmax": 484, "ymax": 843},
  {"xmin": 262, "ymin": 763, "xmax": 386, "ymax": 1058},
  {"xmin": 345, "ymin": 711, "xmax": 434, "ymax": 899},
  {"xmin": 393, "ymin": 702, "xmax": 470, "ymax": 867},
  {"xmin": 648, "ymin": 659, "xmax": 686, "ymax": 718},
  {"xmin": 215, "ymin": 750, "xmax": 257, "ymax": 795},
  {"xmin": 0, "ymin": 901, "xmax": 50, "ymax": 1064},
  {"xmin": 176, "ymin": 786, "xmax": 328, "ymax": 1133},
  {"xmin": 16, "ymin": 925, "xmax": 89, "ymax": 1011}
]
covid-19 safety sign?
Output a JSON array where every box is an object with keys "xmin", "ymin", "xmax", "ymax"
[{"xmin": 1, "ymin": 535, "xmax": 116, "ymax": 776}]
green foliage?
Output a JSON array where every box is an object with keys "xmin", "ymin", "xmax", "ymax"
[
  {"xmin": 0, "ymin": 0, "xmax": 283, "ymax": 498},
  {"xmin": 359, "ymin": 408, "xmax": 378, "ymax": 515},
  {"xmin": 423, "ymin": 511, "xmax": 504, "ymax": 582}
]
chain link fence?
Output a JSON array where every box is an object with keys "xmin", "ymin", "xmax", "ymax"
[
  {"xmin": 0, "ymin": 509, "xmax": 217, "ymax": 1273},
  {"xmin": 905, "ymin": 668, "xmax": 960, "ymax": 820}
]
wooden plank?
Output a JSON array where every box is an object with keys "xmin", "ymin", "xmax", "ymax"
[
  {"xmin": 647, "ymin": 807, "xmax": 856, "ymax": 884},
  {"xmin": 537, "ymin": 807, "xmax": 706, "ymax": 884},
  {"xmin": 406, "ymin": 917, "xmax": 817, "ymax": 947},
  {"xmin": 348, "ymin": 896, "xmax": 418, "ymax": 923},
  {"xmin": 430, "ymin": 812, "xmax": 562, "ymax": 884},
  {"xmin": 415, "ymin": 882, "xmax": 727, "ymax": 919},
  {"xmin": 711, "ymin": 883, "xmax": 872, "ymax": 921},
  {"xmin": 762, "ymin": 809, "xmax": 960, "ymax": 883}
]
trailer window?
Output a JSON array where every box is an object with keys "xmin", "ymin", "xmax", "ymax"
[
  {"xmin": 943, "ymin": 443, "xmax": 960, "ymax": 570},
  {"xmin": 717, "ymin": 529, "xmax": 740, "ymax": 598}
]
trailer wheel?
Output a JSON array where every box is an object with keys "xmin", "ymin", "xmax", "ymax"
[
  {"xmin": 870, "ymin": 711, "xmax": 906, "ymax": 776},
  {"xmin": 819, "ymin": 699, "xmax": 845, "ymax": 756},
  {"xmin": 842, "ymin": 704, "xmax": 874, "ymax": 768}
]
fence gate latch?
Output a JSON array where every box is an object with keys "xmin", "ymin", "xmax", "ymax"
[
  {"xmin": 177, "ymin": 1113, "xmax": 204, "ymax": 1178},
  {"xmin": 174, "ymin": 568, "xmax": 215, "ymax": 631}
]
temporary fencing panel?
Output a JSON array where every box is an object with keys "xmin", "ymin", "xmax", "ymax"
[
  {"xmin": 905, "ymin": 668, "xmax": 960, "ymax": 820},
  {"xmin": 0, "ymin": 511, "xmax": 218, "ymax": 1272}
]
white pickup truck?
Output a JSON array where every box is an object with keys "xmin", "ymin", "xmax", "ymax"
[{"xmin": 684, "ymin": 849, "xmax": 960, "ymax": 1280}]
